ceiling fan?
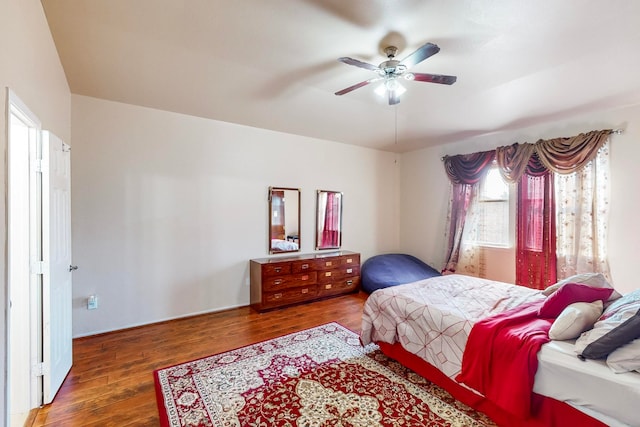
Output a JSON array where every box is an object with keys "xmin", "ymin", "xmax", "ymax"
[{"xmin": 335, "ymin": 42, "xmax": 457, "ymax": 105}]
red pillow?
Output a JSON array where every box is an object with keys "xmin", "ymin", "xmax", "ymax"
[{"xmin": 538, "ymin": 283, "xmax": 614, "ymax": 318}]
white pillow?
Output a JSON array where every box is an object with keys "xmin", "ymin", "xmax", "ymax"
[
  {"xmin": 549, "ymin": 300, "xmax": 603, "ymax": 340},
  {"xmin": 542, "ymin": 272, "xmax": 621, "ymax": 302},
  {"xmin": 606, "ymin": 338, "xmax": 640, "ymax": 373}
]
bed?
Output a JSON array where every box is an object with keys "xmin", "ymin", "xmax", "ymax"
[
  {"xmin": 361, "ymin": 274, "xmax": 640, "ymax": 427},
  {"xmin": 270, "ymin": 239, "xmax": 299, "ymax": 252}
]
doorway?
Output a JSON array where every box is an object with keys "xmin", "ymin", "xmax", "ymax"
[
  {"xmin": 7, "ymin": 90, "xmax": 73, "ymax": 426},
  {"xmin": 7, "ymin": 90, "xmax": 42, "ymax": 426}
]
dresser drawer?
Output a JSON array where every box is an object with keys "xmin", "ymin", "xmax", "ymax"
[
  {"xmin": 341, "ymin": 254, "xmax": 360, "ymax": 266},
  {"xmin": 316, "ymin": 254, "xmax": 359, "ymax": 271},
  {"xmin": 315, "ymin": 257, "xmax": 341, "ymax": 270},
  {"xmin": 263, "ymin": 263, "xmax": 292, "ymax": 277},
  {"xmin": 264, "ymin": 285, "xmax": 319, "ymax": 307},
  {"xmin": 317, "ymin": 266, "xmax": 360, "ymax": 283},
  {"xmin": 263, "ymin": 272, "xmax": 318, "ymax": 291},
  {"xmin": 291, "ymin": 259, "xmax": 315, "ymax": 273},
  {"xmin": 318, "ymin": 277, "xmax": 360, "ymax": 297}
]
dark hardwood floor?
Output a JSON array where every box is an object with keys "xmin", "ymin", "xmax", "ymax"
[{"xmin": 32, "ymin": 291, "xmax": 369, "ymax": 426}]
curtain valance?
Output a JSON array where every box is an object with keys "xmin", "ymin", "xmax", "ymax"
[
  {"xmin": 443, "ymin": 129, "xmax": 613, "ymax": 184},
  {"xmin": 443, "ymin": 150, "xmax": 495, "ymax": 185},
  {"xmin": 534, "ymin": 129, "xmax": 611, "ymax": 175}
]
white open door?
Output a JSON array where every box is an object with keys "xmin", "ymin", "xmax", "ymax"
[{"xmin": 41, "ymin": 131, "xmax": 73, "ymax": 403}]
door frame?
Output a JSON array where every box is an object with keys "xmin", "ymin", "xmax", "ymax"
[{"xmin": 6, "ymin": 88, "xmax": 43, "ymax": 426}]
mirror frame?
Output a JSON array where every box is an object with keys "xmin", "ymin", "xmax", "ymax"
[
  {"xmin": 315, "ymin": 190, "xmax": 343, "ymax": 250},
  {"xmin": 268, "ymin": 186, "xmax": 301, "ymax": 254}
]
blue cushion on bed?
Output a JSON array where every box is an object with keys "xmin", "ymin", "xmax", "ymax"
[{"xmin": 361, "ymin": 253, "xmax": 441, "ymax": 293}]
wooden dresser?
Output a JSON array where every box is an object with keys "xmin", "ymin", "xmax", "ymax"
[{"xmin": 250, "ymin": 250, "xmax": 360, "ymax": 312}]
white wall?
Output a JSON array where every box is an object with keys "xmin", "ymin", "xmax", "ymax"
[
  {"xmin": 400, "ymin": 103, "xmax": 640, "ymax": 295},
  {"xmin": 1, "ymin": 0, "xmax": 71, "ymax": 421},
  {"xmin": 70, "ymin": 95, "xmax": 400, "ymax": 337}
]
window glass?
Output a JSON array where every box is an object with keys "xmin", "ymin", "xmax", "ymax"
[
  {"xmin": 480, "ymin": 168, "xmax": 508, "ymax": 200},
  {"xmin": 476, "ymin": 167, "xmax": 510, "ymax": 246}
]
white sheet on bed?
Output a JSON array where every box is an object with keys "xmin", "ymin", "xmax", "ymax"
[
  {"xmin": 361, "ymin": 274, "xmax": 640, "ymax": 426},
  {"xmin": 536, "ymin": 340, "xmax": 640, "ymax": 427}
]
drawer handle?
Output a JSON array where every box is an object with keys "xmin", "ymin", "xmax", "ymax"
[
  {"xmin": 346, "ymin": 268, "xmax": 353, "ymax": 274},
  {"xmin": 325, "ymin": 284, "xmax": 332, "ymax": 290},
  {"xmin": 301, "ymin": 264, "xmax": 309, "ymax": 269},
  {"xmin": 325, "ymin": 272, "xmax": 332, "ymax": 277},
  {"xmin": 274, "ymin": 279, "xmax": 282, "ymax": 285},
  {"xmin": 346, "ymin": 280, "xmax": 353, "ymax": 285},
  {"xmin": 301, "ymin": 288, "xmax": 309, "ymax": 294},
  {"xmin": 274, "ymin": 293, "xmax": 282, "ymax": 299},
  {"xmin": 275, "ymin": 267, "xmax": 282, "ymax": 273},
  {"xmin": 347, "ymin": 258, "xmax": 353, "ymax": 263},
  {"xmin": 325, "ymin": 261, "xmax": 332, "ymax": 267},
  {"xmin": 301, "ymin": 275, "xmax": 309, "ymax": 281}
]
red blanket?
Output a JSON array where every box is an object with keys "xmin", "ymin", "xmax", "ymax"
[{"xmin": 456, "ymin": 300, "xmax": 552, "ymax": 419}]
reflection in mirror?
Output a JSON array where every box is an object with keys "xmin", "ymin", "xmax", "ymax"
[
  {"xmin": 269, "ymin": 187, "xmax": 301, "ymax": 254},
  {"xmin": 316, "ymin": 190, "xmax": 343, "ymax": 250}
]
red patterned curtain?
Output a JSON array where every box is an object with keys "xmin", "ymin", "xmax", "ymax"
[
  {"xmin": 322, "ymin": 192, "xmax": 340, "ymax": 247},
  {"xmin": 442, "ymin": 151, "xmax": 495, "ymax": 273},
  {"xmin": 442, "ymin": 184, "xmax": 475, "ymax": 274},
  {"xmin": 516, "ymin": 154, "xmax": 557, "ymax": 289}
]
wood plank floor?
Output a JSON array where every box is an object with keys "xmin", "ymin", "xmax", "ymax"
[{"xmin": 32, "ymin": 292, "xmax": 369, "ymax": 426}]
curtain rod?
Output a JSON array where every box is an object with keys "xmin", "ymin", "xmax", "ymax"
[{"xmin": 440, "ymin": 129, "xmax": 624, "ymax": 161}]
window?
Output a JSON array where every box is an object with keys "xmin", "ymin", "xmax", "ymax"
[{"xmin": 475, "ymin": 167, "xmax": 510, "ymax": 246}]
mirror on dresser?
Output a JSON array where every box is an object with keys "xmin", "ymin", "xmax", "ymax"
[
  {"xmin": 269, "ymin": 187, "xmax": 301, "ymax": 254},
  {"xmin": 315, "ymin": 190, "xmax": 343, "ymax": 250}
]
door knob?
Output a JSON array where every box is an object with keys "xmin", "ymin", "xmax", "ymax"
[{"xmin": 69, "ymin": 265, "xmax": 78, "ymax": 272}]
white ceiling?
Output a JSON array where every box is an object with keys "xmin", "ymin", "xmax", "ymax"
[{"xmin": 41, "ymin": 0, "xmax": 640, "ymax": 152}]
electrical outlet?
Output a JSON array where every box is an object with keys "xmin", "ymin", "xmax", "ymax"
[{"xmin": 87, "ymin": 295, "xmax": 98, "ymax": 310}]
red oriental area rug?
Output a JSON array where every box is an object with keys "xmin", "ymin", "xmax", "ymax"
[{"xmin": 154, "ymin": 322, "xmax": 495, "ymax": 426}]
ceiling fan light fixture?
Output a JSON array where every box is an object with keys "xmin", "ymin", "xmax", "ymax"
[
  {"xmin": 386, "ymin": 78, "xmax": 405, "ymax": 94},
  {"xmin": 394, "ymin": 83, "xmax": 407, "ymax": 97},
  {"xmin": 375, "ymin": 78, "xmax": 406, "ymax": 98},
  {"xmin": 374, "ymin": 83, "xmax": 387, "ymax": 97}
]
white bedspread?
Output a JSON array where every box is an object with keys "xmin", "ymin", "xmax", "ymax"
[{"xmin": 361, "ymin": 274, "xmax": 544, "ymax": 378}]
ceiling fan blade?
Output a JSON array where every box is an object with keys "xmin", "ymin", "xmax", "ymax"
[
  {"xmin": 411, "ymin": 72, "xmax": 457, "ymax": 85},
  {"xmin": 334, "ymin": 77, "xmax": 382, "ymax": 96},
  {"xmin": 337, "ymin": 57, "xmax": 380, "ymax": 72},
  {"xmin": 398, "ymin": 42, "xmax": 440, "ymax": 68}
]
